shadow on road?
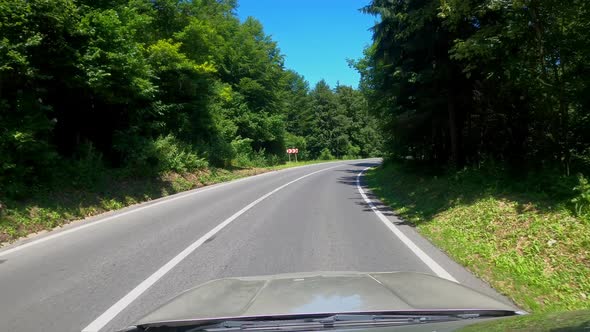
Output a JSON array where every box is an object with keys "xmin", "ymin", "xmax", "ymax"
[
  {"xmin": 346, "ymin": 162, "xmax": 381, "ymax": 168},
  {"xmin": 336, "ymin": 166, "xmax": 416, "ymax": 226}
]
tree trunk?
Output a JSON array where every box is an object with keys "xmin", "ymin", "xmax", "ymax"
[
  {"xmin": 448, "ymin": 95, "xmax": 459, "ymax": 166},
  {"xmin": 529, "ymin": 1, "xmax": 547, "ymax": 77},
  {"xmin": 553, "ymin": 58, "xmax": 570, "ymax": 175}
]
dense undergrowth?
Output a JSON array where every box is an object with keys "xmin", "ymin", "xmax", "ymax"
[{"xmin": 366, "ymin": 161, "xmax": 590, "ymax": 313}]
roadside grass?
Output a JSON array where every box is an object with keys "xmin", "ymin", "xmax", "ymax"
[
  {"xmin": 269, "ymin": 159, "xmax": 335, "ymax": 170},
  {"xmin": 0, "ymin": 160, "xmax": 332, "ymax": 244},
  {"xmin": 457, "ymin": 309, "xmax": 590, "ymax": 331},
  {"xmin": 365, "ymin": 161, "xmax": 590, "ymax": 313}
]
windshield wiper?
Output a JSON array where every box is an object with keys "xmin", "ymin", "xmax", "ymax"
[
  {"xmin": 319, "ymin": 313, "xmax": 462, "ymax": 322},
  {"xmin": 133, "ymin": 311, "xmax": 517, "ymax": 331},
  {"xmin": 191, "ymin": 314, "xmax": 464, "ymax": 331}
]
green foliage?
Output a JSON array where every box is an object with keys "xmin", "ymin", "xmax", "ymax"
[
  {"xmin": 64, "ymin": 143, "xmax": 106, "ymax": 189},
  {"xmin": 208, "ymin": 135, "xmax": 235, "ymax": 168},
  {"xmin": 318, "ymin": 148, "xmax": 335, "ymax": 161},
  {"xmin": 358, "ymin": 7, "xmax": 590, "ymax": 313},
  {"xmin": 301, "ymin": 81, "xmax": 382, "ymax": 159},
  {"xmin": 152, "ymin": 135, "xmax": 208, "ymax": 173},
  {"xmin": 230, "ymin": 137, "xmax": 279, "ymax": 168},
  {"xmin": 359, "ymin": 0, "xmax": 590, "ymax": 170},
  {"xmin": 119, "ymin": 134, "xmax": 208, "ymax": 174},
  {"xmin": 231, "ymin": 137, "xmax": 255, "ymax": 167},
  {"xmin": 265, "ymin": 154, "xmax": 283, "ymax": 166},
  {"xmin": 0, "ymin": 0, "xmax": 381, "ymax": 208},
  {"xmin": 572, "ymin": 175, "xmax": 590, "ymax": 222}
]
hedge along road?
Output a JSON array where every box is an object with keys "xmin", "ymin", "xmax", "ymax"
[{"xmin": 0, "ymin": 159, "xmax": 513, "ymax": 332}]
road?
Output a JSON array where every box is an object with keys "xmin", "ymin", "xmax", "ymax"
[{"xmin": 0, "ymin": 159, "xmax": 513, "ymax": 332}]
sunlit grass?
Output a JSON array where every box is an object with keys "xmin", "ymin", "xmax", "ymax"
[
  {"xmin": 457, "ymin": 309, "xmax": 590, "ymax": 331},
  {"xmin": 366, "ymin": 162, "xmax": 590, "ymax": 313}
]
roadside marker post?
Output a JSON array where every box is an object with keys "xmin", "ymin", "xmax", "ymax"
[{"xmin": 286, "ymin": 148, "xmax": 299, "ymax": 162}]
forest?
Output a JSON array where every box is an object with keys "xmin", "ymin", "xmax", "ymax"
[
  {"xmin": 358, "ymin": 0, "xmax": 590, "ymax": 314},
  {"xmin": 356, "ymin": 0, "xmax": 590, "ymax": 174},
  {"xmin": 0, "ymin": 0, "xmax": 381, "ymax": 201}
]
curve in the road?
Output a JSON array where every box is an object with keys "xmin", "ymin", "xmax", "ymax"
[
  {"xmin": 82, "ymin": 164, "xmax": 342, "ymax": 332},
  {"xmin": 0, "ymin": 159, "xmax": 513, "ymax": 332}
]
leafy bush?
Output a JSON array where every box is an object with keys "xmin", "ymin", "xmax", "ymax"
[
  {"xmin": 117, "ymin": 134, "xmax": 208, "ymax": 174},
  {"xmin": 63, "ymin": 142, "xmax": 106, "ymax": 188},
  {"xmin": 572, "ymin": 174, "xmax": 590, "ymax": 222},
  {"xmin": 347, "ymin": 144, "xmax": 361, "ymax": 158},
  {"xmin": 231, "ymin": 137, "xmax": 253, "ymax": 154},
  {"xmin": 231, "ymin": 137, "xmax": 255, "ymax": 167},
  {"xmin": 319, "ymin": 148, "xmax": 335, "ymax": 160},
  {"xmin": 208, "ymin": 136, "xmax": 235, "ymax": 168},
  {"xmin": 251, "ymin": 149, "xmax": 268, "ymax": 167},
  {"xmin": 266, "ymin": 154, "xmax": 283, "ymax": 166},
  {"xmin": 234, "ymin": 153, "xmax": 252, "ymax": 168},
  {"xmin": 153, "ymin": 135, "xmax": 208, "ymax": 172},
  {"xmin": 0, "ymin": 122, "xmax": 58, "ymax": 199},
  {"xmin": 231, "ymin": 137, "xmax": 269, "ymax": 168}
]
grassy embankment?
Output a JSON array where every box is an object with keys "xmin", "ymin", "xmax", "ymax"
[
  {"xmin": 0, "ymin": 160, "xmax": 331, "ymax": 244},
  {"xmin": 458, "ymin": 309, "xmax": 590, "ymax": 331},
  {"xmin": 366, "ymin": 161, "xmax": 590, "ymax": 313}
]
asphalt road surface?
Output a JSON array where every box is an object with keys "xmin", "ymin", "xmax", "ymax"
[{"xmin": 0, "ymin": 159, "xmax": 514, "ymax": 332}]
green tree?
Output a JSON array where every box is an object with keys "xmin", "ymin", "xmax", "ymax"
[
  {"xmin": 359, "ymin": 0, "xmax": 590, "ymax": 171},
  {"xmin": 0, "ymin": 0, "xmax": 381, "ymax": 201}
]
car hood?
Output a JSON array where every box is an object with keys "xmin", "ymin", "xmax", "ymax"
[{"xmin": 135, "ymin": 271, "xmax": 519, "ymax": 327}]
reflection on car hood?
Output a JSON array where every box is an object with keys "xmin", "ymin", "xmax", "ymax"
[{"xmin": 135, "ymin": 271, "xmax": 519, "ymax": 326}]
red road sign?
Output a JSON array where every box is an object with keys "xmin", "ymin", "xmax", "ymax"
[{"xmin": 286, "ymin": 148, "xmax": 299, "ymax": 154}]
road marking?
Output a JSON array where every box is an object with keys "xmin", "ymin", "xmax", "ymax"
[
  {"xmin": 81, "ymin": 164, "xmax": 342, "ymax": 332},
  {"xmin": 356, "ymin": 167, "xmax": 458, "ymax": 282},
  {"xmin": 0, "ymin": 161, "xmax": 346, "ymax": 257},
  {"xmin": 0, "ymin": 186, "xmax": 220, "ymax": 257}
]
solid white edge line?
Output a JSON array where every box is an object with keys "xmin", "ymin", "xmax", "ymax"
[
  {"xmin": 0, "ymin": 185, "xmax": 219, "ymax": 257},
  {"xmin": 0, "ymin": 160, "xmax": 347, "ymax": 258},
  {"xmin": 81, "ymin": 164, "xmax": 342, "ymax": 332},
  {"xmin": 356, "ymin": 167, "xmax": 458, "ymax": 283}
]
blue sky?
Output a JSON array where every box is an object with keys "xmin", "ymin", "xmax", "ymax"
[{"xmin": 236, "ymin": 0, "xmax": 376, "ymax": 89}]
